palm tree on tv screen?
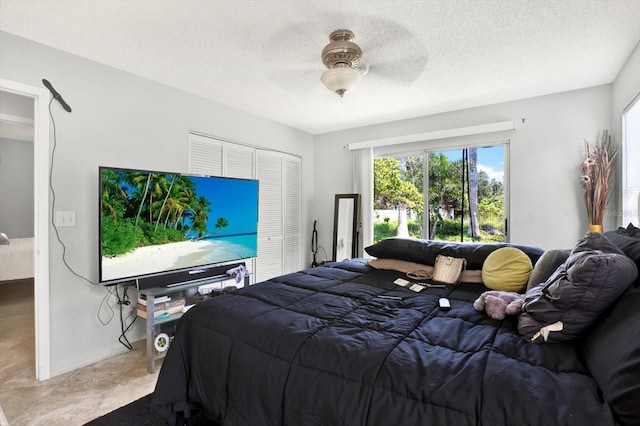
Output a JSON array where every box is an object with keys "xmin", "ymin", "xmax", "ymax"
[{"xmin": 214, "ymin": 217, "xmax": 229, "ymax": 234}]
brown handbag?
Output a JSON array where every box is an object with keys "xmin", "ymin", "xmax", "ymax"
[{"xmin": 432, "ymin": 255, "xmax": 467, "ymax": 285}]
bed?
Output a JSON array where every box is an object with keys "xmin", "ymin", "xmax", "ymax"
[
  {"xmin": 0, "ymin": 237, "xmax": 34, "ymax": 281},
  {"xmin": 152, "ymin": 233, "xmax": 640, "ymax": 426}
]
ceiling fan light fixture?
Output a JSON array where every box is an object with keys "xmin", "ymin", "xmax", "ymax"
[
  {"xmin": 321, "ymin": 65, "xmax": 362, "ymax": 98},
  {"xmin": 321, "ymin": 29, "xmax": 363, "ymax": 98}
]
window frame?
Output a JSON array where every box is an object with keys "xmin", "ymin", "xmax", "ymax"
[
  {"xmin": 373, "ymin": 138, "xmax": 511, "ymax": 242},
  {"xmin": 622, "ymin": 92, "xmax": 640, "ymax": 227}
]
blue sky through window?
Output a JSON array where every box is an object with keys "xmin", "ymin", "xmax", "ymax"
[{"xmin": 442, "ymin": 145, "xmax": 504, "ymax": 183}]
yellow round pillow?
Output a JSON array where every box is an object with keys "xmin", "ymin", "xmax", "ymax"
[{"xmin": 482, "ymin": 247, "xmax": 532, "ymax": 292}]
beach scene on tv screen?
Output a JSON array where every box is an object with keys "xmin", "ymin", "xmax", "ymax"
[{"xmin": 100, "ymin": 169, "xmax": 258, "ymax": 282}]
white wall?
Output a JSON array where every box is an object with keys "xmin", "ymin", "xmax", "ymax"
[
  {"xmin": 314, "ymin": 85, "xmax": 613, "ymax": 252},
  {"xmin": 0, "ymin": 90, "xmax": 34, "ymax": 117},
  {"xmin": 0, "ymin": 137, "xmax": 34, "ymax": 238},
  {"xmin": 0, "ymin": 92, "xmax": 35, "ymax": 238},
  {"xmin": 0, "ymin": 31, "xmax": 315, "ymax": 376}
]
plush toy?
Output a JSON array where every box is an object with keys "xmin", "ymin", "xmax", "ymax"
[{"xmin": 473, "ymin": 290, "xmax": 525, "ymax": 320}]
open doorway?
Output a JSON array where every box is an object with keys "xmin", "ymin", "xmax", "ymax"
[
  {"xmin": 0, "ymin": 80, "xmax": 51, "ymax": 381},
  {"xmin": 0, "ymin": 91, "xmax": 36, "ymax": 383}
]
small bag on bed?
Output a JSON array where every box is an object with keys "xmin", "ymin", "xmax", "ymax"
[{"xmin": 432, "ymin": 255, "xmax": 467, "ymax": 285}]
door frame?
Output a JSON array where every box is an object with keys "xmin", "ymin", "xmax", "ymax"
[{"xmin": 1, "ymin": 78, "xmax": 51, "ymax": 380}]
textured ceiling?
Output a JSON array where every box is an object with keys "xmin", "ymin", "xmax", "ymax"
[{"xmin": 1, "ymin": 0, "xmax": 639, "ymax": 134}]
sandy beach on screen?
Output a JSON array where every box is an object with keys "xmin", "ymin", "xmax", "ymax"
[{"xmin": 102, "ymin": 240, "xmax": 216, "ymax": 281}]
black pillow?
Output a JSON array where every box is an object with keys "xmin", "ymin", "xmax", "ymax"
[
  {"xmin": 582, "ymin": 283, "xmax": 640, "ymax": 426},
  {"xmin": 626, "ymin": 223, "xmax": 640, "ymax": 238},
  {"xmin": 364, "ymin": 237, "xmax": 544, "ymax": 270},
  {"xmin": 518, "ymin": 232, "xmax": 639, "ymax": 343},
  {"xmin": 605, "ymin": 229, "xmax": 640, "ymax": 265}
]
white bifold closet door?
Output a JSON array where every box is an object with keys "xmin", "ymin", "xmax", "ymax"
[
  {"xmin": 283, "ymin": 155, "xmax": 301, "ymax": 275},
  {"xmin": 188, "ymin": 133, "xmax": 301, "ymax": 284},
  {"xmin": 256, "ymin": 150, "xmax": 284, "ymax": 281}
]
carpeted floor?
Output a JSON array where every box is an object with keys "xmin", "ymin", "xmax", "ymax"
[{"xmin": 83, "ymin": 394, "xmax": 216, "ymax": 426}]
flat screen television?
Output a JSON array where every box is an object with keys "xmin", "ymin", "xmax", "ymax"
[{"xmin": 99, "ymin": 166, "xmax": 259, "ymax": 285}]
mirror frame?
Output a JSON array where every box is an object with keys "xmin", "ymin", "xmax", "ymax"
[{"xmin": 332, "ymin": 193, "xmax": 361, "ymax": 261}]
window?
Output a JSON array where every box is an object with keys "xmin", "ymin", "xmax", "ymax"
[
  {"xmin": 622, "ymin": 94, "xmax": 640, "ymax": 227},
  {"xmin": 373, "ymin": 143, "xmax": 507, "ymax": 243}
]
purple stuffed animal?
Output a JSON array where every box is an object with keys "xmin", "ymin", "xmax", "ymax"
[{"xmin": 473, "ymin": 290, "xmax": 525, "ymax": 320}]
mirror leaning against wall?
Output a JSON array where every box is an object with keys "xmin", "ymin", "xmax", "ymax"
[{"xmin": 333, "ymin": 194, "xmax": 361, "ymax": 261}]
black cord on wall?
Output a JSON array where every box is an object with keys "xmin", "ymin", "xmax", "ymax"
[
  {"xmin": 115, "ymin": 284, "xmax": 137, "ymax": 350},
  {"xmin": 48, "ymin": 97, "xmax": 95, "ymax": 286},
  {"xmin": 47, "ymin": 91, "xmax": 137, "ymax": 350}
]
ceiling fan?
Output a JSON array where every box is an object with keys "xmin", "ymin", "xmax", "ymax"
[
  {"xmin": 320, "ymin": 29, "xmax": 369, "ymax": 98},
  {"xmin": 258, "ymin": 20, "xmax": 428, "ymax": 97}
]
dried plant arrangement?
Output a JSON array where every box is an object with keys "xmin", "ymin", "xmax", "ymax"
[{"xmin": 579, "ymin": 130, "xmax": 618, "ymax": 230}]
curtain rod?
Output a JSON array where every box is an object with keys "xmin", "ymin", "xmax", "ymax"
[{"xmin": 345, "ymin": 120, "xmax": 516, "ymax": 150}]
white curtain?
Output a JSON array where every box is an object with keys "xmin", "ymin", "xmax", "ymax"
[{"xmin": 352, "ymin": 147, "xmax": 373, "ymax": 257}]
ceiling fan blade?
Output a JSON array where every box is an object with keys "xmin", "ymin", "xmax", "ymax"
[
  {"xmin": 358, "ymin": 22, "xmax": 429, "ymax": 84},
  {"xmin": 367, "ymin": 53, "xmax": 429, "ymax": 85}
]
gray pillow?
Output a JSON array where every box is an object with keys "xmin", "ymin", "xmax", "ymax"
[
  {"xmin": 526, "ymin": 249, "xmax": 571, "ymax": 291},
  {"xmin": 518, "ymin": 232, "xmax": 638, "ymax": 343}
]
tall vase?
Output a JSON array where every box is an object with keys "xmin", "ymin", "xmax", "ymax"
[{"xmin": 588, "ymin": 224, "xmax": 603, "ymax": 233}]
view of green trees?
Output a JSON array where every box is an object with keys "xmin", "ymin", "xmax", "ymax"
[
  {"xmin": 374, "ymin": 151, "xmax": 505, "ymax": 243},
  {"xmin": 101, "ymin": 169, "xmax": 221, "ymax": 257}
]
